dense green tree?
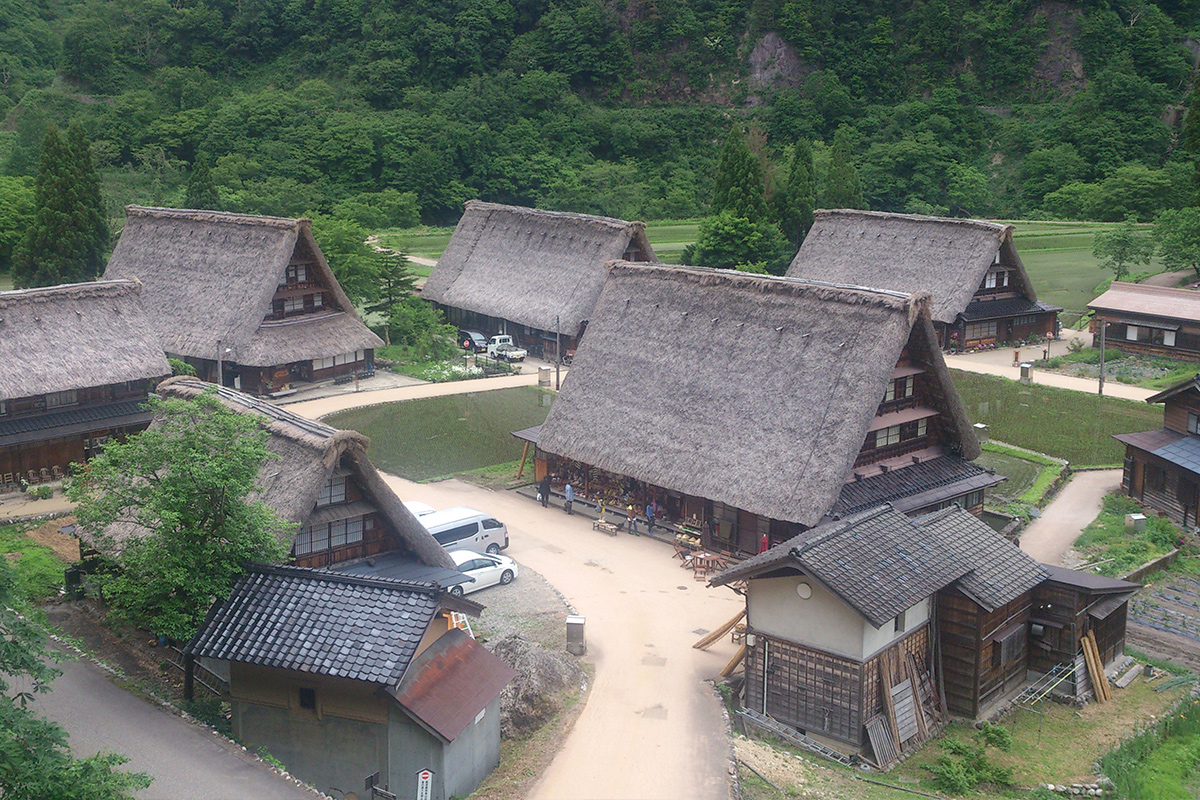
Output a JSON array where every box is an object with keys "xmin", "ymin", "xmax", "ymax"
[
  {"xmin": 1155, "ymin": 207, "xmax": 1200, "ymax": 276},
  {"xmin": 307, "ymin": 213, "xmax": 380, "ymax": 303},
  {"xmin": 1092, "ymin": 214, "xmax": 1154, "ymax": 280},
  {"xmin": 691, "ymin": 210, "xmax": 791, "ymax": 274},
  {"xmin": 711, "ymin": 126, "xmax": 768, "ymax": 222},
  {"xmin": 184, "ymin": 154, "xmax": 219, "ymax": 210},
  {"xmin": 772, "ymin": 139, "xmax": 815, "ymax": 246},
  {"xmin": 822, "ymin": 126, "xmax": 865, "ymax": 209},
  {"xmin": 0, "ymin": 176, "xmax": 34, "ymax": 272},
  {"xmin": 15, "ymin": 122, "xmax": 108, "ymax": 288},
  {"xmin": 0, "ymin": 560, "xmax": 151, "ymax": 799},
  {"xmin": 69, "ymin": 391, "xmax": 291, "ymax": 642}
]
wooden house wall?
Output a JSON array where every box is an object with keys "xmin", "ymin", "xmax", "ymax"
[
  {"xmin": 0, "ymin": 436, "xmax": 86, "ymax": 480},
  {"xmin": 1122, "ymin": 444, "xmax": 1198, "ymax": 527},
  {"xmin": 936, "ymin": 589, "xmax": 983, "ymax": 717},
  {"xmin": 975, "ymin": 593, "xmax": 1033, "ymax": 714},
  {"xmin": 291, "ymin": 477, "xmax": 399, "ymax": 569},
  {"xmin": 744, "ymin": 629, "xmax": 865, "ymax": 746},
  {"xmin": 860, "ymin": 625, "xmax": 930, "ymax": 734},
  {"xmin": 1028, "ymin": 581, "xmax": 1081, "ymax": 674},
  {"xmin": 1163, "ymin": 393, "xmax": 1200, "ymax": 435},
  {"xmin": 1092, "ymin": 317, "xmax": 1200, "ymax": 360}
]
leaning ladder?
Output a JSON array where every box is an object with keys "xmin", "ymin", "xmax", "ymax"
[
  {"xmin": 449, "ymin": 611, "xmax": 475, "ymax": 638},
  {"xmin": 1013, "ymin": 662, "xmax": 1074, "ymax": 711},
  {"xmin": 738, "ymin": 708, "xmax": 853, "ymax": 766}
]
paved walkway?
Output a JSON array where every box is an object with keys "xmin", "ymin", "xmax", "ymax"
[
  {"xmin": 1019, "ymin": 469, "xmax": 1122, "ymax": 567},
  {"xmin": 945, "ymin": 338, "xmax": 1157, "ymax": 403},
  {"xmin": 19, "ymin": 655, "xmax": 318, "ymax": 800},
  {"xmin": 288, "ymin": 370, "xmax": 546, "ymax": 419},
  {"xmin": 291, "ymin": 375, "xmax": 737, "ymax": 800}
]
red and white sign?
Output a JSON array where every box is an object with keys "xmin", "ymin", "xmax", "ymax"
[{"xmin": 415, "ymin": 769, "xmax": 433, "ymax": 800}]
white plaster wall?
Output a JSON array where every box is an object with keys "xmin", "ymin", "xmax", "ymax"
[
  {"xmin": 861, "ymin": 596, "xmax": 930, "ymax": 659},
  {"xmin": 747, "ymin": 575, "xmax": 865, "ymax": 659}
]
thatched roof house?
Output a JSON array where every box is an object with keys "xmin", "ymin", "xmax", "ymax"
[
  {"xmin": 532, "ymin": 263, "xmax": 997, "ymax": 550},
  {"xmin": 787, "ymin": 210, "xmax": 1059, "ymax": 349},
  {"xmin": 0, "ymin": 279, "xmax": 170, "ymax": 484},
  {"xmin": 1088, "ymin": 281, "xmax": 1200, "ymax": 359},
  {"xmin": 97, "ymin": 377, "xmax": 456, "ymax": 576},
  {"xmin": 104, "ymin": 206, "xmax": 383, "ymax": 395},
  {"xmin": 422, "ymin": 201, "xmax": 655, "ymax": 358}
]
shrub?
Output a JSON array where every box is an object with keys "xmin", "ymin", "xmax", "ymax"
[
  {"xmin": 975, "ymin": 722, "xmax": 1013, "ymax": 751},
  {"xmin": 168, "ymin": 357, "xmax": 197, "ymax": 377},
  {"xmin": 925, "ymin": 738, "xmax": 1015, "ymax": 794}
]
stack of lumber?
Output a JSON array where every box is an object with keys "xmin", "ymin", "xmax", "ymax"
[{"xmin": 1080, "ymin": 630, "xmax": 1111, "ymax": 703}]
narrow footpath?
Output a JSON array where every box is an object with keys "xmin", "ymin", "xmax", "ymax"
[
  {"xmin": 1019, "ymin": 469, "xmax": 1122, "ymax": 567},
  {"xmin": 946, "ymin": 344, "xmax": 1156, "ymax": 403}
]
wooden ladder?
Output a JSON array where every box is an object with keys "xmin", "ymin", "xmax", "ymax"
[{"xmin": 738, "ymin": 708, "xmax": 853, "ymax": 766}]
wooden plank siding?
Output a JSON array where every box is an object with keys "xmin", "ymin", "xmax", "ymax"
[
  {"xmin": 291, "ymin": 476, "xmax": 401, "ymax": 569},
  {"xmin": 936, "ymin": 588, "xmax": 1033, "ymax": 718},
  {"xmin": 1122, "ymin": 444, "xmax": 1199, "ymax": 528}
]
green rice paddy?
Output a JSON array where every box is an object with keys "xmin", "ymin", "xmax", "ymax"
[
  {"xmin": 950, "ymin": 369, "xmax": 1164, "ymax": 467},
  {"xmin": 323, "ymin": 386, "xmax": 554, "ymax": 481}
]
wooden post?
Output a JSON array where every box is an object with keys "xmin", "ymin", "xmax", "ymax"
[
  {"xmin": 516, "ymin": 440, "xmax": 531, "ymax": 479},
  {"xmin": 183, "ymin": 651, "xmax": 195, "ymax": 702},
  {"xmin": 721, "ymin": 645, "xmax": 747, "ymax": 678}
]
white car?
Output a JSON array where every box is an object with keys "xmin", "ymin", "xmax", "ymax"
[{"xmin": 448, "ymin": 550, "xmax": 519, "ymax": 596}]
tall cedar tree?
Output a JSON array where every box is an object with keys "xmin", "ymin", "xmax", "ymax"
[
  {"xmin": 773, "ymin": 139, "xmax": 816, "ymax": 246},
  {"xmin": 823, "ymin": 126, "xmax": 866, "ymax": 209},
  {"xmin": 185, "ymin": 154, "xmax": 219, "ymax": 209},
  {"xmin": 711, "ymin": 126, "xmax": 768, "ymax": 222},
  {"xmin": 69, "ymin": 391, "xmax": 291, "ymax": 641},
  {"xmin": 0, "ymin": 560, "xmax": 151, "ymax": 798},
  {"xmin": 16, "ymin": 122, "xmax": 108, "ymax": 288}
]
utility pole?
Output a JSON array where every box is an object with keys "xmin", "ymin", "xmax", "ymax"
[
  {"xmin": 555, "ymin": 314, "xmax": 561, "ymax": 391},
  {"xmin": 216, "ymin": 338, "xmax": 223, "ymax": 387},
  {"xmin": 1098, "ymin": 319, "xmax": 1105, "ymax": 397}
]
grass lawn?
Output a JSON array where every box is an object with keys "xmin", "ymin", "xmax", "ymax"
[
  {"xmin": 642, "ymin": 219, "xmax": 700, "ymax": 264},
  {"xmin": 951, "ymin": 369, "xmax": 1164, "ymax": 466},
  {"xmin": 1009, "ymin": 220, "xmax": 1164, "ymax": 328},
  {"xmin": 0, "ymin": 522, "xmax": 70, "ymax": 600},
  {"xmin": 322, "ymin": 386, "xmax": 554, "ymax": 481},
  {"xmin": 0, "ymin": 270, "xmax": 11, "ymax": 292},
  {"xmin": 975, "ymin": 449, "xmax": 1043, "ymax": 500}
]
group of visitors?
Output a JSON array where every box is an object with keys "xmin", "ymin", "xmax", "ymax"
[{"xmin": 536, "ymin": 474, "xmax": 661, "ymax": 533}]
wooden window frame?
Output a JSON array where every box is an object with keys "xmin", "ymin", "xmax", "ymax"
[
  {"xmin": 316, "ymin": 474, "xmax": 347, "ymax": 507},
  {"xmin": 45, "ymin": 389, "xmax": 78, "ymax": 409}
]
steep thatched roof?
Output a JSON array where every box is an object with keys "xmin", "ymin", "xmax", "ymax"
[
  {"xmin": 1089, "ymin": 281, "xmax": 1200, "ymax": 324},
  {"xmin": 422, "ymin": 200, "xmax": 656, "ymax": 335},
  {"xmin": 101, "ymin": 377, "xmax": 452, "ymax": 569},
  {"xmin": 103, "ymin": 206, "xmax": 382, "ymax": 367},
  {"xmin": 535, "ymin": 263, "xmax": 978, "ymax": 527},
  {"xmin": 0, "ymin": 279, "xmax": 170, "ymax": 400},
  {"xmin": 787, "ymin": 210, "xmax": 1037, "ymax": 325}
]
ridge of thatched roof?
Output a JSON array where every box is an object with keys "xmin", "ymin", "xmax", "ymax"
[
  {"xmin": 787, "ymin": 209, "xmax": 1036, "ymax": 324},
  {"xmin": 108, "ymin": 377, "xmax": 453, "ymax": 569},
  {"xmin": 103, "ymin": 206, "xmax": 382, "ymax": 366},
  {"xmin": 0, "ymin": 279, "xmax": 170, "ymax": 400},
  {"xmin": 422, "ymin": 200, "xmax": 656, "ymax": 335},
  {"xmin": 536, "ymin": 262, "xmax": 977, "ymax": 526}
]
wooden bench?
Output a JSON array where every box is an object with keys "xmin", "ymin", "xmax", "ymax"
[{"xmin": 592, "ymin": 520, "xmax": 619, "ymax": 537}]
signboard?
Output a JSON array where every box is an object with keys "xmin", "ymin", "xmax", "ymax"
[{"xmin": 415, "ymin": 769, "xmax": 433, "ymax": 800}]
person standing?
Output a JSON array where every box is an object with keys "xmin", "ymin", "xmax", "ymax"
[
  {"xmin": 627, "ymin": 503, "xmax": 639, "ymax": 535},
  {"xmin": 538, "ymin": 475, "xmax": 551, "ymax": 508},
  {"xmin": 564, "ymin": 482, "xmax": 575, "ymax": 515},
  {"xmin": 645, "ymin": 501, "xmax": 654, "ymax": 535},
  {"xmin": 759, "ymin": 532, "xmax": 770, "ymax": 553}
]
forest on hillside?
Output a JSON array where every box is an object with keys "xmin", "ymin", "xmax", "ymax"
[{"xmin": 1, "ymin": 0, "xmax": 1199, "ymax": 235}]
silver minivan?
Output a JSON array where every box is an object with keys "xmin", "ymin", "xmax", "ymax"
[{"xmin": 419, "ymin": 506, "xmax": 509, "ymax": 554}]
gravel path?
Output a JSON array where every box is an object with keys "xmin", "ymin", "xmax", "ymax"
[{"xmin": 1020, "ymin": 470, "xmax": 1121, "ymax": 566}]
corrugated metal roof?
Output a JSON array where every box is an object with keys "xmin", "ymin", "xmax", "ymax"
[{"xmin": 390, "ymin": 629, "xmax": 516, "ymax": 742}]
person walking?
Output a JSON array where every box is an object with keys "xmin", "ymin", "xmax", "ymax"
[
  {"xmin": 538, "ymin": 475, "xmax": 551, "ymax": 508},
  {"xmin": 627, "ymin": 503, "xmax": 639, "ymax": 535},
  {"xmin": 564, "ymin": 482, "xmax": 575, "ymax": 515}
]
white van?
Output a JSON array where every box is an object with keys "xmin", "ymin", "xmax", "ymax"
[
  {"xmin": 402, "ymin": 500, "xmax": 436, "ymax": 517},
  {"xmin": 420, "ymin": 506, "xmax": 509, "ymax": 555}
]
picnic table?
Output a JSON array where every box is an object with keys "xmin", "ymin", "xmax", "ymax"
[{"xmin": 679, "ymin": 550, "xmax": 728, "ymax": 580}]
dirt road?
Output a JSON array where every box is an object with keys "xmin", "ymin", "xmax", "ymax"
[
  {"xmin": 378, "ymin": 474, "xmax": 741, "ymax": 800},
  {"xmin": 1019, "ymin": 469, "xmax": 1121, "ymax": 566}
]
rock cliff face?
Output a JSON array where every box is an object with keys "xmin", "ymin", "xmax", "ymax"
[
  {"xmin": 746, "ymin": 32, "xmax": 810, "ymax": 93},
  {"xmin": 1030, "ymin": 1, "xmax": 1087, "ymax": 98}
]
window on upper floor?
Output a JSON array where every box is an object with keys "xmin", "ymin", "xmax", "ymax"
[
  {"xmin": 286, "ymin": 264, "xmax": 308, "ymax": 284},
  {"xmin": 316, "ymin": 474, "xmax": 347, "ymax": 507},
  {"xmin": 893, "ymin": 610, "xmax": 906, "ymax": 634},
  {"xmin": 0, "ymin": 400, "xmax": 6, "ymax": 416},
  {"xmin": 883, "ymin": 376, "xmax": 914, "ymax": 403},
  {"xmin": 45, "ymin": 390, "xmax": 78, "ymax": 409}
]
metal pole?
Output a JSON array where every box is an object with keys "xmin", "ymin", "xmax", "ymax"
[
  {"xmin": 555, "ymin": 314, "xmax": 561, "ymax": 391},
  {"xmin": 216, "ymin": 338, "xmax": 223, "ymax": 387},
  {"xmin": 1098, "ymin": 320, "xmax": 1105, "ymax": 397}
]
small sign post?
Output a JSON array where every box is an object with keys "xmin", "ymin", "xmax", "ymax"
[{"xmin": 415, "ymin": 769, "xmax": 433, "ymax": 800}]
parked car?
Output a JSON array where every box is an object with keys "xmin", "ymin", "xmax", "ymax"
[
  {"xmin": 420, "ymin": 506, "xmax": 508, "ymax": 554},
  {"xmin": 487, "ymin": 335, "xmax": 527, "ymax": 362},
  {"xmin": 459, "ymin": 329, "xmax": 487, "ymax": 352},
  {"xmin": 449, "ymin": 550, "xmax": 518, "ymax": 596}
]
